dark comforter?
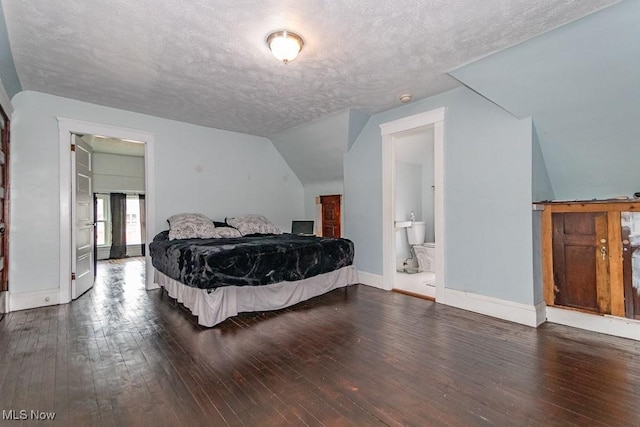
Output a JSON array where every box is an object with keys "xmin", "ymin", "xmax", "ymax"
[{"xmin": 149, "ymin": 231, "xmax": 355, "ymax": 289}]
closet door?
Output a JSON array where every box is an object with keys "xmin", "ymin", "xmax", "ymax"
[
  {"xmin": 552, "ymin": 212, "xmax": 610, "ymax": 313},
  {"xmin": 320, "ymin": 195, "xmax": 341, "ymax": 238}
]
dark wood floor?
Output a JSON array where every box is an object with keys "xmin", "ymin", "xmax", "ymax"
[{"xmin": 1, "ymin": 259, "xmax": 640, "ymax": 426}]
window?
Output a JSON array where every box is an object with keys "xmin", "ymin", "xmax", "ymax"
[
  {"xmin": 125, "ymin": 195, "xmax": 141, "ymax": 245},
  {"xmin": 96, "ymin": 194, "xmax": 111, "ymax": 246},
  {"xmin": 95, "ymin": 193, "xmax": 143, "ymax": 247}
]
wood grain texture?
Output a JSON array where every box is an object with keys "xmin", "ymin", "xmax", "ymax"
[
  {"xmin": 1, "ymin": 258, "xmax": 640, "ymax": 426},
  {"xmin": 608, "ymin": 211, "xmax": 625, "ymax": 317}
]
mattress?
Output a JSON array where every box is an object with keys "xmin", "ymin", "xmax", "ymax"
[{"xmin": 149, "ymin": 231, "xmax": 355, "ymax": 289}]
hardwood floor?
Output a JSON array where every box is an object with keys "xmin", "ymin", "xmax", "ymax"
[{"xmin": 1, "ymin": 258, "xmax": 640, "ymax": 426}]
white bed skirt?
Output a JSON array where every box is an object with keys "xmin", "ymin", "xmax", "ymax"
[{"xmin": 154, "ymin": 266, "xmax": 358, "ymax": 327}]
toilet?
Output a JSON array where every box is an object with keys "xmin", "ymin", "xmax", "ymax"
[{"xmin": 406, "ymin": 221, "xmax": 436, "ymax": 272}]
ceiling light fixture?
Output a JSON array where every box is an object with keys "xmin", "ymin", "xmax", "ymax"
[{"xmin": 266, "ymin": 30, "xmax": 304, "ymax": 64}]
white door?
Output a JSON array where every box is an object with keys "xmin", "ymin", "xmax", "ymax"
[{"xmin": 72, "ymin": 135, "xmax": 95, "ymax": 299}]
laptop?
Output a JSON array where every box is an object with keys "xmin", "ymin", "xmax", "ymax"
[{"xmin": 291, "ymin": 220, "xmax": 315, "ymax": 236}]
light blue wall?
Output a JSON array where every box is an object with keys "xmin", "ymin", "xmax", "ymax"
[
  {"xmin": 531, "ymin": 124, "xmax": 555, "ymax": 202},
  {"xmin": 347, "ymin": 109, "xmax": 370, "ymax": 151},
  {"xmin": 270, "ymin": 110, "xmax": 349, "ymax": 186},
  {"xmin": 345, "ymin": 86, "xmax": 535, "ymax": 305},
  {"xmin": 450, "ymin": 0, "xmax": 640, "ymax": 200},
  {"xmin": 10, "ymin": 91, "xmax": 304, "ymax": 294},
  {"xmin": 0, "ymin": 5, "xmax": 21, "ymax": 98},
  {"xmin": 395, "ymin": 161, "xmax": 422, "ymax": 261},
  {"xmin": 303, "ymin": 179, "xmax": 343, "ymax": 221}
]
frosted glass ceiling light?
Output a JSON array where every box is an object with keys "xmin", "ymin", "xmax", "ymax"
[{"xmin": 267, "ymin": 30, "xmax": 304, "ymax": 64}]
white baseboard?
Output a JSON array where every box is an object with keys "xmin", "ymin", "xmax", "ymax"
[
  {"xmin": 546, "ymin": 306, "xmax": 640, "ymax": 341},
  {"xmin": 9, "ymin": 289, "xmax": 61, "ymax": 312},
  {"xmin": 357, "ymin": 271, "xmax": 384, "ymax": 289},
  {"xmin": 0, "ymin": 291, "xmax": 6, "ymax": 313},
  {"xmin": 97, "ymin": 245, "xmax": 143, "ymax": 261},
  {"xmin": 443, "ymin": 288, "xmax": 545, "ymax": 327}
]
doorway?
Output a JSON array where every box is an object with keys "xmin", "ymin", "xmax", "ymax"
[
  {"xmin": 392, "ymin": 127, "xmax": 436, "ymax": 297},
  {"xmin": 58, "ymin": 118, "xmax": 156, "ymax": 304},
  {"xmin": 381, "ymin": 108, "xmax": 446, "ymax": 301}
]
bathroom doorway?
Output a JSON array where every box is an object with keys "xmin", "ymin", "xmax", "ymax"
[
  {"xmin": 381, "ymin": 108, "xmax": 445, "ymax": 301},
  {"xmin": 393, "ymin": 127, "xmax": 436, "ymax": 297}
]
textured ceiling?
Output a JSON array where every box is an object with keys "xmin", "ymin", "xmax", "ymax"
[
  {"xmin": 81, "ymin": 135, "xmax": 145, "ymax": 157},
  {"xmin": 2, "ymin": 0, "xmax": 617, "ymax": 137}
]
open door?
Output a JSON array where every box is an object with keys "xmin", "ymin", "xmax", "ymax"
[{"xmin": 72, "ymin": 135, "xmax": 95, "ymax": 299}]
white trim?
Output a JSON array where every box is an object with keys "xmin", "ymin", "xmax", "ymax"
[
  {"xmin": 357, "ymin": 270, "xmax": 384, "ymax": 289},
  {"xmin": 546, "ymin": 306, "xmax": 640, "ymax": 341},
  {"xmin": 0, "ymin": 291, "xmax": 7, "ymax": 313},
  {"xmin": 380, "ymin": 108, "xmax": 446, "ymax": 297},
  {"xmin": 0, "ymin": 78, "xmax": 13, "ymax": 116},
  {"xmin": 9, "ymin": 289, "xmax": 61, "ymax": 312},
  {"xmin": 58, "ymin": 118, "xmax": 156, "ymax": 304},
  {"xmin": 444, "ymin": 287, "xmax": 545, "ymax": 327},
  {"xmin": 380, "ymin": 109, "xmax": 445, "ymax": 136}
]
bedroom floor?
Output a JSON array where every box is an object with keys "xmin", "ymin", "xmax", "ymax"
[{"xmin": 1, "ymin": 260, "xmax": 640, "ymax": 426}]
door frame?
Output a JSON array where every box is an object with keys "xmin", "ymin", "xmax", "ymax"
[
  {"xmin": 0, "ymin": 82, "xmax": 12, "ymax": 315},
  {"xmin": 380, "ymin": 108, "xmax": 446, "ymax": 300},
  {"xmin": 58, "ymin": 118, "xmax": 156, "ymax": 304}
]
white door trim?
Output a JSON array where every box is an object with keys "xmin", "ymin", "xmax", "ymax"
[
  {"xmin": 58, "ymin": 118, "xmax": 157, "ymax": 304},
  {"xmin": 380, "ymin": 108, "xmax": 446, "ymax": 301}
]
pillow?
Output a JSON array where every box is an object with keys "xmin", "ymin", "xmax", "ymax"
[
  {"xmin": 167, "ymin": 213, "xmax": 217, "ymax": 240},
  {"xmin": 225, "ymin": 215, "xmax": 282, "ymax": 236},
  {"xmin": 210, "ymin": 227, "xmax": 242, "ymax": 239}
]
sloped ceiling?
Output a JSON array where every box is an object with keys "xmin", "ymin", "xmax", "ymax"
[
  {"xmin": 270, "ymin": 109, "xmax": 371, "ymax": 186},
  {"xmin": 1, "ymin": 0, "xmax": 617, "ymax": 138},
  {"xmin": 450, "ymin": 0, "xmax": 639, "ymax": 200}
]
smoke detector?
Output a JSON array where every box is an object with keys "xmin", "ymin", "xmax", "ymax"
[{"xmin": 399, "ymin": 93, "xmax": 413, "ymax": 103}]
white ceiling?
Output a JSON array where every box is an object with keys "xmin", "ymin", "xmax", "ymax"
[
  {"xmin": 2, "ymin": 0, "xmax": 617, "ymax": 137},
  {"xmin": 81, "ymin": 134, "xmax": 145, "ymax": 157}
]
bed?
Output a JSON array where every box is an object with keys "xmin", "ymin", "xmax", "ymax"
[{"xmin": 149, "ymin": 215, "xmax": 357, "ymax": 326}]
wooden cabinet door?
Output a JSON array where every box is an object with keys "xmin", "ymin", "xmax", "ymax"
[
  {"xmin": 552, "ymin": 212, "xmax": 610, "ymax": 313},
  {"xmin": 320, "ymin": 195, "xmax": 341, "ymax": 238}
]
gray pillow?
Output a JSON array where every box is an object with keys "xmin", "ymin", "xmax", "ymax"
[
  {"xmin": 225, "ymin": 215, "xmax": 282, "ymax": 236},
  {"xmin": 167, "ymin": 213, "xmax": 217, "ymax": 240}
]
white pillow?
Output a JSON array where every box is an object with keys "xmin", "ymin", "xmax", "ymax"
[
  {"xmin": 167, "ymin": 213, "xmax": 217, "ymax": 240},
  {"xmin": 210, "ymin": 227, "xmax": 242, "ymax": 238},
  {"xmin": 225, "ymin": 215, "xmax": 282, "ymax": 236}
]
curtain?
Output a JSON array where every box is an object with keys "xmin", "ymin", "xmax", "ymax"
[
  {"xmin": 138, "ymin": 194, "xmax": 146, "ymax": 256},
  {"xmin": 109, "ymin": 192, "xmax": 127, "ymax": 259}
]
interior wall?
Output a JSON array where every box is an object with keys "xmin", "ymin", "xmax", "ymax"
[
  {"xmin": 9, "ymin": 90, "xmax": 304, "ymax": 296},
  {"xmin": 0, "ymin": 6, "xmax": 21, "ymax": 98},
  {"xmin": 531, "ymin": 124, "xmax": 555, "ymax": 202},
  {"xmin": 270, "ymin": 110, "xmax": 349, "ymax": 187},
  {"xmin": 395, "ymin": 161, "xmax": 422, "ymax": 261},
  {"xmin": 394, "ymin": 128, "xmax": 436, "ymax": 241},
  {"xmin": 345, "ymin": 86, "xmax": 535, "ymax": 305},
  {"xmin": 450, "ymin": 1, "xmax": 639, "ymax": 200},
  {"xmin": 93, "ymin": 152, "xmax": 145, "ymax": 193}
]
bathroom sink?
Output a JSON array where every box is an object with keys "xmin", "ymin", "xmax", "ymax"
[{"xmin": 394, "ymin": 221, "xmax": 412, "ymax": 228}]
